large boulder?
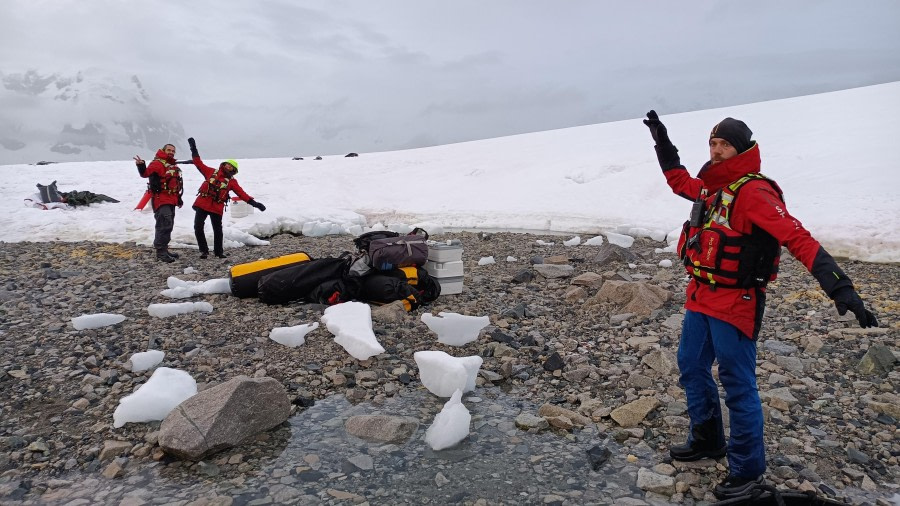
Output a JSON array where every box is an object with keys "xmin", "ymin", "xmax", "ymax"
[{"xmin": 158, "ymin": 376, "xmax": 290, "ymax": 460}]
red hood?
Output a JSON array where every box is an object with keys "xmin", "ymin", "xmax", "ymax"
[
  {"xmin": 696, "ymin": 142, "xmax": 761, "ymax": 191},
  {"xmin": 155, "ymin": 149, "xmax": 176, "ymax": 164}
]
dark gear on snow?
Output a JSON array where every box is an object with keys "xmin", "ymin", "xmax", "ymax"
[
  {"xmin": 248, "ymin": 199, "xmax": 266, "ymax": 211},
  {"xmin": 37, "ymin": 181, "xmax": 64, "ymax": 203},
  {"xmin": 710, "ymin": 117, "xmax": 753, "ymax": 154},
  {"xmin": 831, "ymin": 285, "xmax": 879, "ymax": 328},
  {"xmin": 643, "ymin": 110, "xmax": 681, "ymax": 171},
  {"xmin": 61, "ymin": 191, "xmax": 119, "ymax": 206}
]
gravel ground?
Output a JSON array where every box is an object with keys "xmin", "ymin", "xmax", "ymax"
[{"xmin": 0, "ymin": 232, "xmax": 897, "ymax": 505}]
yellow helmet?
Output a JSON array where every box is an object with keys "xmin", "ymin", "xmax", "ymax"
[{"xmin": 221, "ymin": 160, "xmax": 239, "ymax": 174}]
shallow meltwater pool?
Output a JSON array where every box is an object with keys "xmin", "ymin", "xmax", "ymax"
[{"xmin": 32, "ymin": 386, "xmax": 656, "ymax": 505}]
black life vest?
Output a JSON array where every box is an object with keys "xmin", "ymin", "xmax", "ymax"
[{"xmin": 677, "ymin": 173, "xmax": 783, "ymax": 289}]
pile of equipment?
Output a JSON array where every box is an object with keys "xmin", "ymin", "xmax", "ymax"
[{"xmin": 228, "ymin": 229, "xmax": 462, "ymax": 310}]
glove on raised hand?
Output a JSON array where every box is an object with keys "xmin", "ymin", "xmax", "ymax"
[
  {"xmin": 248, "ymin": 199, "xmax": 266, "ymax": 212},
  {"xmin": 831, "ymin": 286, "xmax": 878, "ymax": 328},
  {"xmin": 188, "ymin": 137, "xmax": 199, "ymax": 158},
  {"xmin": 643, "ymin": 110, "xmax": 681, "ymax": 171}
]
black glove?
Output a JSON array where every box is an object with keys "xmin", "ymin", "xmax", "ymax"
[
  {"xmin": 188, "ymin": 137, "xmax": 199, "ymax": 158},
  {"xmin": 248, "ymin": 199, "xmax": 266, "ymax": 211},
  {"xmin": 643, "ymin": 110, "xmax": 671, "ymax": 145},
  {"xmin": 643, "ymin": 110, "xmax": 681, "ymax": 171},
  {"xmin": 831, "ymin": 286, "xmax": 878, "ymax": 328}
]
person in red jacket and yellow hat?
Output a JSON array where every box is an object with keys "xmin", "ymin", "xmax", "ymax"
[
  {"xmin": 187, "ymin": 137, "xmax": 265, "ymax": 259},
  {"xmin": 134, "ymin": 144, "xmax": 184, "ymax": 263},
  {"xmin": 643, "ymin": 111, "xmax": 877, "ymax": 500}
]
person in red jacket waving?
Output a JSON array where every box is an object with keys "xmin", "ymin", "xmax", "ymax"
[
  {"xmin": 643, "ymin": 111, "xmax": 877, "ymax": 499},
  {"xmin": 187, "ymin": 137, "xmax": 266, "ymax": 259},
  {"xmin": 134, "ymin": 144, "xmax": 184, "ymax": 263}
]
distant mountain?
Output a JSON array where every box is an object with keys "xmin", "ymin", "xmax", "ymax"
[{"xmin": 0, "ymin": 69, "xmax": 185, "ymax": 165}]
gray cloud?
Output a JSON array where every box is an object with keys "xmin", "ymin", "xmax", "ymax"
[{"xmin": 1, "ymin": 0, "xmax": 899, "ymax": 164}]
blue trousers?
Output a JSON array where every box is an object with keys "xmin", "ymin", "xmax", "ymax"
[{"xmin": 677, "ymin": 310, "xmax": 765, "ymax": 478}]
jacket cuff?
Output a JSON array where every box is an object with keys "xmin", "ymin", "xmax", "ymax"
[{"xmin": 810, "ymin": 246, "xmax": 853, "ymax": 297}]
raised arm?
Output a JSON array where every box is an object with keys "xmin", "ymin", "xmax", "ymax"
[
  {"xmin": 643, "ymin": 110, "xmax": 704, "ymax": 201},
  {"xmin": 188, "ymin": 137, "xmax": 215, "ymax": 178}
]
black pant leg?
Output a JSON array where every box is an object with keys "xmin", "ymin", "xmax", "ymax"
[
  {"xmin": 194, "ymin": 209, "xmax": 209, "ymax": 254},
  {"xmin": 153, "ymin": 204, "xmax": 175, "ymax": 251},
  {"xmin": 211, "ymin": 213, "xmax": 224, "ymax": 255}
]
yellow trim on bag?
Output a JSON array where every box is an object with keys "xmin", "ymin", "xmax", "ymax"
[
  {"xmin": 230, "ymin": 252, "xmax": 311, "ymax": 278},
  {"xmin": 399, "ymin": 266, "xmax": 419, "ymax": 285}
]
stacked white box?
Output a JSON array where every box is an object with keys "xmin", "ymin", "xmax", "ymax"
[{"xmin": 426, "ymin": 243, "xmax": 464, "ymax": 295}]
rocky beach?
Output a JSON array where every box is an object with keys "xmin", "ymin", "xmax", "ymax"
[{"xmin": 0, "ymin": 232, "xmax": 897, "ymax": 505}]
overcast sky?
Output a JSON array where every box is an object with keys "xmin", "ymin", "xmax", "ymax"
[{"xmin": 3, "ymin": 0, "xmax": 900, "ymax": 160}]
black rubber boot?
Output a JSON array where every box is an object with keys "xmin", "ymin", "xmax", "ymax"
[
  {"xmin": 155, "ymin": 250, "xmax": 175, "ymax": 263},
  {"xmin": 669, "ymin": 418, "xmax": 726, "ymax": 461},
  {"xmin": 166, "ymin": 249, "xmax": 179, "ymax": 259},
  {"xmin": 714, "ymin": 474, "xmax": 764, "ymax": 499},
  {"xmin": 199, "ymin": 252, "xmax": 208, "ymax": 259},
  {"xmin": 214, "ymin": 252, "xmax": 228, "ymax": 259}
]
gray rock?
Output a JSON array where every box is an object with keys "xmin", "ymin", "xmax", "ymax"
[
  {"xmin": 775, "ymin": 356, "xmax": 804, "ymax": 373},
  {"xmin": 857, "ymin": 345, "xmax": 897, "ymax": 376},
  {"xmin": 533, "ymin": 264, "xmax": 575, "ymax": 279},
  {"xmin": 760, "ymin": 387, "xmax": 799, "ymax": 412},
  {"xmin": 514, "ymin": 412, "xmax": 549, "ymax": 430},
  {"xmin": 344, "ymin": 415, "xmax": 419, "ymax": 443},
  {"xmin": 593, "ymin": 243, "xmax": 640, "ymax": 267},
  {"xmin": 641, "ymin": 349, "xmax": 677, "ymax": 376},
  {"xmin": 763, "ymin": 339, "xmax": 799, "ymax": 355},
  {"xmin": 347, "ymin": 454, "xmax": 374, "ymax": 471},
  {"xmin": 571, "ymin": 272, "xmax": 604, "ymax": 289},
  {"xmin": 158, "ymin": 376, "xmax": 290, "ymax": 460},
  {"xmin": 636, "ymin": 468, "xmax": 675, "ymax": 495}
]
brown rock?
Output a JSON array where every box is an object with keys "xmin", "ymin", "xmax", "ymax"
[{"xmin": 537, "ymin": 403, "xmax": 591, "ymax": 427}]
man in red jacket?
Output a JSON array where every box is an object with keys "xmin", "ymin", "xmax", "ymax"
[
  {"xmin": 643, "ymin": 111, "xmax": 878, "ymax": 499},
  {"xmin": 187, "ymin": 137, "xmax": 265, "ymax": 259},
  {"xmin": 134, "ymin": 144, "xmax": 184, "ymax": 263}
]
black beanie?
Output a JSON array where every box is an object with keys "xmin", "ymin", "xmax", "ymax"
[{"xmin": 710, "ymin": 117, "xmax": 753, "ymax": 154}]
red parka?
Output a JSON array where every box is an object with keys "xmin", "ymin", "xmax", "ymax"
[
  {"xmin": 665, "ymin": 143, "xmax": 852, "ymax": 338},
  {"xmin": 142, "ymin": 149, "xmax": 184, "ymax": 210},
  {"xmin": 191, "ymin": 156, "xmax": 253, "ymax": 216}
]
